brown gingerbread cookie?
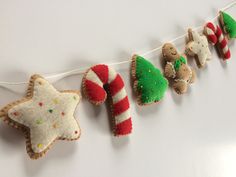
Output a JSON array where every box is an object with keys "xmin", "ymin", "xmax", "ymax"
[{"xmin": 162, "ymin": 43, "xmax": 196, "ymax": 94}]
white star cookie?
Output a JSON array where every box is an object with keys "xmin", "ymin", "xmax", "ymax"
[
  {"xmin": 186, "ymin": 28, "xmax": 211, "ymax": 68},
  {"xmin": 0, "ymin": 75, "xmax": 81, "ymax": 159}
]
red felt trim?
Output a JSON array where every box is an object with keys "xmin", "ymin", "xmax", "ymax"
[
  {"xmin": 108, "ymin": 74, "xmax": 124, "ymax": 96},
  {"xmin": 206, "ymin": 22, "xmax": 215, "ymax": 31},
  {"xmin": 206, "ymin": 23, "xmax": 217, "ymax": 45},
  {"xmin": 216, "ymin": 26, "xmax": 222, "ymax": 37},
  {"xmin": 113, "ymin": 96, "xmax": 130, "ymax": 116},
  {"xmin": 91, "ymin": 64, "xmax": 109, "ymax": 84},
  {"xmin": 224, "ymin": 50, "xmax": 231, "ymax": 60},
  {"xmin": 85, "ymin": 65, "xmax": 132, "ymax": 136},
  {"xmin": 115, "ymin": 118, "xmax": 132, "ymax": 135},
  {"xmin": 84, "ymin": 80, "xmax": 106, "ymax": 102},
  {"xmin": 215, "ymin": 26, "xmax": 230, "ymax": 60},
  {"xmin": 208, "ymin": 35, "xmax": 217, "ymax": 45},
  {"xmin": 220, "ymin": 38, "xmax": 227, "ymax": 48}
]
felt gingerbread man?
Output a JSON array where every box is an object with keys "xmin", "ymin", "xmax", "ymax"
[{"xmin": 162, "ymin": 43, "xmax": 196, "ymax": 94}]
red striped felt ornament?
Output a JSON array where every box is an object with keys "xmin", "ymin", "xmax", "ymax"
[
  {"xmin": 82, "ymin": 64, "xmax": 132, "ymax": 136},
  {"xmin": 204, "ymin": 22, "xmax": 231, "ymax": 60}
]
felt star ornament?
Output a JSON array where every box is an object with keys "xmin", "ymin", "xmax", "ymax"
[
  {"xmin": 0, "ymin": 75, "xmax": 81, "ymax": 159},
  {"xmin": 186, "ymin": 28, "xmax": 211, "ymax": 68}
]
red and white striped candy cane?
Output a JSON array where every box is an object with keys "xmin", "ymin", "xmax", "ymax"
[
  {"xmin": 204, "ymin": 22, "xmax": 231, "ymax": 60},
  {"xmin": 205, "ymin": 22, "xmax": 218, "ymax": 45},
  {"xmin": 82, "ymin": 64, "xmax": 132, "ymax": 136}
]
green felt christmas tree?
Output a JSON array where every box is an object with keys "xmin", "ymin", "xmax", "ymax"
[
  {"xmin": 131, "ymin": 55, "xmax": 168, "ymax": 105},
  {"xmin": 220, "ymin": 11, "xmax": 236, "ymax": 39}
]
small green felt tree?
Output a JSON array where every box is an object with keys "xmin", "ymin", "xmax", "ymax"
[
  {"xmin": 220, "ymin": 11, "xmax": 236, "ymax": 39},
  {"xmin": 132, "ymin": 55, "xmax": 168, "ymax": 105}
]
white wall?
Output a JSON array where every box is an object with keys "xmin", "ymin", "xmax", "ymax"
[{"xmin": 0, "ymin": 0, "xmax": 236, "ymax": 177}]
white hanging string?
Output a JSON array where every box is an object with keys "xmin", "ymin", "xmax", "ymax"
[{"xmin": 0, "ymin": 1, "xmax": 235, "ymax": 89}]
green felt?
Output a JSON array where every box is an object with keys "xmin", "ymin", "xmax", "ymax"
[
  {"xmin": 134, "ymin": 55, "xmax": 168, "ymax": 104},
  {"xmin": 221, "ymin": 11, "xmax": 236, "ymax": 38},
  {"xmin": 174, "ymin": 56, "xmax": 186, "ymax": 71}
]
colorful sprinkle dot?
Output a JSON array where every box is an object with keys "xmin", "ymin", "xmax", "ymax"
[
  {"xmin": 52, "ymin": 123, "xmax": 58, "ymax": 129},
  {"xmin": 13, "ymin": 112, "xmax": 20, "ymax": 116},
  {"xmin": 36, "ymin": 119, "xmax": 43, "ymax": 125},
  {"xmin": 48, "ymin": 109, "xmax": 53, "ymax": 113},
  {"xmin": 38, "ymin": 102, "xmax": 43, "ymax": 107},
  {"xmin": 73, "ymin": 96, "xmax": 77, "ymax": 100},
  {"xmin": 37, "ymin": 143, "xmax": 43, "ymax": 148},
  {"xmin": 53, "ymin": 99, "xmax": 59, "ymax": 104}
]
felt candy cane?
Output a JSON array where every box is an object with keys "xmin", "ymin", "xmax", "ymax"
[
  {"xmin": 82, "ymin": 64, "xmax": 132, "ymax": 136},
  {"xmin": 204, "ymin": 22, "xmax": 231, "ymax": 60}
]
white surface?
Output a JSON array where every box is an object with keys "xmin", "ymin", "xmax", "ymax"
[{"xmin": 0, "ymin": 0, "xmax": 236, "ymax": 177}]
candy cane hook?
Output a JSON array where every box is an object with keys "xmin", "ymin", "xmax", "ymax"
[
  {"xmin": 204, "ymin": 22, "xmax": 231, "ymax": 60},
  {"xmin": 82, "ymin": 64, "xmax": 132, "ymax": 136}
]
